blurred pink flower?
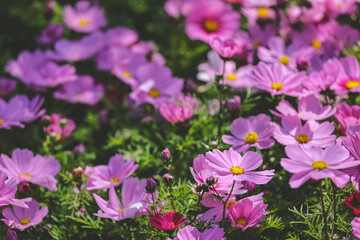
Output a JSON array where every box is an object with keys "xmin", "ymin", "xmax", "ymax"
[
  {"xmin": 43, "ymin": 113, "xmax": 75, "ymax": 140},
  {"xmin": 0, "ymin": 78, "xmax": 16, "ymax": 98},
  {"xmin": 0, "ymin": 170, "xmax": 31, "ymax": 208},
  {"xmin": 352, "ymin": 217, "xmax": 360, "ymax": 238},
  {"xmin": 335, "ymin": 104, "xmax": 360, "ymax": 135},
  {"xmin": 159, "ymin": 95, "xmax": 197, "ymax": 124},
  {"xmin": 169, "ymin": 226, "xmax": 225, "ymax": 240},
  {"xmin": 37, "ymin": 24, "xmax": 63, "ymax": 45}
]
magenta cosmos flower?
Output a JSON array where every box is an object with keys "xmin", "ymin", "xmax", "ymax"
[
  {"xmin": 205, "ymin": 148, "xmax": 275, "ymax": 185},
  {"xmin": 37, "ymin": 24, "xmax": 63, "ymax": 45},
  {"xmin": 270, "ymin": 94, "xmax": 335, "ymax": 121},
  {"xmin": 335, "ymin": 104, "xmax": 360, "ymax": 135},
  {"xmin": 54, "ymin": 75, "xmax": 104, "ymax": 105},
  {"xmin": 222, "ymin": 114, "xmax": 275, "ymax": 153},
  {"xmin": 169, "ymin": 226, "xmax": 225, "ymax": 240},
  {"xmin": 281, "ymin": 144, "xmax": 360, "ymax": 188},
  {"xmin": 93, "ymin": 178, "xmax": 152, "ymax": 221},
  {"xmin": 228, "ymin": 198, "xmax": 269, "ymax": 231},
  {"xmin": 149, "ymin": 212, "xmax": 187, "ymax": 231},
  {"xmin": 0, "ymin": 149, "xmax": 60, "ymax": 191},
  {"xmin": 0, "ymin": 170, "xmax": 31, "ymax": 208},
  {"xmin": 250, "ymin": 62, "xmax": 306, "ymax": 96},
  {"xmin": 2, "ymin": 200, "xmax": 48, "ymax": 230},
  {"xmin": 159, "ymin": 95, "xmax": 197, "ymax": 124},
  {"xmin": 63, "ymin": 1, "xmax": 107, "ymax": 33},
  {"xmin": 273, "ymin": 115, "xmax": 336, "ymax": 148},
  {"xmin": 352, "ymin": 217, "xmax": 360, "ymax": 238},
  {"xmin": 185, "ymin": 0, "xmax": 240, "ymax": 43},
  {"xmin": 86, "ymin": 154, "xmax": 138, "ymax": 190},
  {"xmin": 43, "ymin": 114, "xmax": 76, "ymax": 140},
  {"xmin": 340, "ymin": 132, "xmax": 360, "ymax": 190},
  {"xmin": 104, "ymin": 27, "xmax": 139, "ymax": 48},
  {"xmin": 129, "ymin": 63, "xmax": 184, "ymax": 108},
  {"xmin": 0, "ymin": 78, "xmax": 16, "ymax": 98},
  {"xmin": 210, "ymin": 37, "xmax": 245, "ymax": 58}
]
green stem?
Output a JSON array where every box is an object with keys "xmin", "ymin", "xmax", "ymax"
[
  {"xmin": 217, "ymin": 60, "xmax": 226, "ymax": 140},
  {"xmin": 222, "ymin": 181, "xmax": 235, "ymax": 220},
  {"xmin": 319, "ymin": 182, "xmax": 329, "ymax": 240}
]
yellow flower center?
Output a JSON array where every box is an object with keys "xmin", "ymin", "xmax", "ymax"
[
  {"xmin": 203, "ymin": 19, "xmax": 219, "ymax": 32},
  {"xmin": 119, "ymin": 207, "xmax": 125, "ymax": 213},
  {"xmin": 123, "ymin": 71, "xmax": 132, "ymax": 78},
  {"xmin": 245, "ymin": 132, "xmax": 258, "ymax": 144},
  {"xmin": 252, "ymin": 40, "xmax": 262, "ymax": 48},
  {"xmin": 19, "ymin": 173, "xmax": 32, "ymax": 178},
  {"xmin": 346, "ymin": 80, "xmax": 360, "ymax": 89},
  {"xmin": 312, "ymin": 160, "xmax": 328, "ymax": 170},
  {"xmin": 79, "ymin": 18, "xmax": 89, "ymax": 27},
  {"xmin": 148, "ymin": 89, "xmax": 161, "ymax": 98},
  {"xmin": 312, "ymin": 40, "xmax": 322, "ymax": 49},
  {"xmin": 237, "ymin": 218, "xmax": 247, "ymax": 226},
  {"xmin": 296, "ymin": 133, "xmax": 310, "ymax": 143},
  {"xmin": 279, "ymin": 55, "xmax": 290, "ymax": 65},
  {"xmin": 258, "ymin": 8, "xmax": 268, "ymax": 18},
  {"xmin": 230, "ymin": 166, "xmax": 245, "ymax": 175},
  {"xmin": 20, "ymin": 218, "xmax": 31, "ymax": 225},
  {"xmin": 271, "ymin": 83, "xmax": 284, "ymax": 91},
  {"xmin": 226, "ymin": 201, "xmax": 237, "ymax": 209},
  {"xmin": 227, "ymin": 74, "xmax": 237, "ymax": 81},
  {"xmin": 55, "ymin": 134, "xmax": 62, "ymax": 141},
  {"xmin": 0, "ymin": 119, "xmax": 3, "ymax": 125},
  {"xmin": 109, "ymin": 177, "xmax": 119, "ymax": 183}
]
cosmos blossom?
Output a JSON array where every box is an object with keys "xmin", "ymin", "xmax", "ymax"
[
  {"xmin": 37, "ymin": 24, "xmax": 63, "ymax": 45},
  {"xmin": 43, "ymin": 114, "xmax": 76, "ymax": 141},
  {"xmin": 86, "ymin": 154, "xmax": 138, "ymax": 190},
  {"xmin": 0, "ymin": 78, "xmax": 16, "ymax": 98},
  {"xmin": 352, "ymin": 217, "xmax": 360, "ymax": 238},
  {"xmin": 169, "ymin": 226, "xmax": 225, "ymax": 240},
  {"xmin": 159, "ymin": 95, "xmax": 197, "ymax": 124},
  {"xmin": 340, "ymin": 131, "xmax": 360, "ymax": 190},
  {"xmin": 222, "ymin": 114, "xmax": 275, "ymax": 153},
  {"xmin": 335, "ymin": 104, "xmax": 360, "ymax": 135},
  {"xmin": 149, "ymin": 212, "xmax": 187, "ymax": 231},
  {"xmin": 281, "ymin": 144, "xmax": 360, "ymax": 188},
  {"xmin": 344, "ymin": 192, "xmax": 360, "ymax": 216}
]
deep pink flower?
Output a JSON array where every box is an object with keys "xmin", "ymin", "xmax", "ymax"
[
  {"xmin": 0, "ymin": 170, "xmax": 31, "ymax": 208},
  {"xmin": 205, "ymin": 148, "xmax": 275, "ymax": 185},
  {"xmin": 352, "ymin": 217, "xmax": 360, "ymax": 238},
  {"xmin": 223, "ymin": 114, "xmax": 275, "ymax": 153},
  {"xmin": 159, "ymin": 95, "xmax": 197, "ymax": 124},
  {"xmin": 93, "ymin": 178, "xmax": 152, "ymax": 221},
  {"xmin": 273, "ymin": 115, "xmax": 336, "ymax": 147},
  {"xmin": 149, "ymin": 212, "xmax": 187, "ymax": 231},
  {"xmin": 169, "ymin": 226, "xmax": 225, "ymax": 240},
  {"xmin": 0, "ymin": 149, "xmax": 60, "ymax": 191},
  {"xmin": 2, "ymin": 200, "xmax": 48, "ymax": 230},
  {"xmin": 86, "ymin": 154, "xmax": 138, "ymax": 190},
  {"xmin": 185, "ymin": 0, "xmax": 240, "ymax": 43},
  {"xmin": 54, "ymin": 75, "xmax": 104, "ymax": 105},
  {"xmin": 249, "ymin": 62, "xmax": 306, "ymax": 96},
  {"xmin": 37, "ymin": 24, "xmax": 63, "ymax": 45},
  {"xmin": 0, "ymin": 78, "xmax": 16, "ymax": 98},
  {"xmin": 64, "ymin": 1, "xmax": 106, "ymax": 33},
  {"xmin": 281, "ymin": 144, "xmax": 360, "ymax": 188},
  {"xmin": 43, "ymin": 114, "xmax": 75, "ymax": 140},
  {"xmin": 335, "ymin": 104, "xmax": 360, "ymax": 135},
  {"xmin": 340, "ymin": 131, "xmax": 360, "ymax": 190},
  {"xmin": 210, "ymin": 37, "xmax": 244, "ymax": 58},
  {"xmin": 228, "ymin": 198, "xmax": 269, "ymax": 231}
]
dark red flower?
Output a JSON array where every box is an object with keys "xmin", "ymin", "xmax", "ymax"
[
  {"xmin": 344, "ymin": 192, "xmax": 360, "ymax": 216},
  {"xmin": 149, "ymin": 212, "xmax": 187, "ymax": 231}
]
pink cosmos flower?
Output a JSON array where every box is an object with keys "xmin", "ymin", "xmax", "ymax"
[
  {"xmin": 340, "ymin": 132, "xmax": 360, "ymax": 190},
  {"xmin": 130, "ymin": 41, "xmax": 166, "ymax": 65},
  {"xmin": 249, "ymin": 62, "xmax": 306, "ymax": 96},
  {"xmin": 273, "ymin": 115, "xmax": 336, "ymax": 147},
  {"xmin": 14, "ymin": 95, "xmax": 45, "ymax": 123},
  {"xmin": 149, "ymin": 212, "xmax": 187, "ymax": 231},
  {"xmin": 222, "ymin": 114, "xmax": 275, "ymax": 153},
  {"xmin": 270, "ymin": 94, "xmax": 335, "ymax": 121},
  {"xmin": 37, "ymin": 24, "xmax": 63, "ymax": 45},
  {"xmin": 246, "ymin": 24, "xmax": 276, "ymax": 50},
  {"xmin": 334, "ymin": 104, "xmax": 360, "ymax": 135},
  {"xmin": 159, "ymin": 95, "xmax": 197, "ymax": 124},
  {"xmin": 0, "ymin": 149, "xmax": 60, "ymax": 191},
  {"xmin": 105, "ymin": 27, "xmax": 139, "ymax": 48},
  {"xmin": 0, "ymin": 78, "xmax": 16, "ymax": 98},
  {"xmin": 63, "ymin": 1, "xmax": 107, "ymax": 33},
  {"xmin": 43, "ymin": 114, "xmax": 76, "ymax": 140},
  {"xmin": 228, "ymin": 198, "xmax": 269, "ymax": 231},
  {"xmin": 54, "ymin": 75, "xmax": 104, "ymax": 105},
  {"xmin": 2, "ymin": 200, "xmax": 48, "ymax": 230},
  {"xmin": 53, "ymin": 31, "xmax": 105, "ymax": 62},
  {"xmin": 210, "ymin": 37, "xmax": 244, "ymax": 58},
  {"xmin": 93, "ymin": 178, "xmax": 151, "ymax": 221},
  {"xmin": 281, "ymin": 144, "xmax": 360, "ymax": 188},
  {"xmin": 129, "ymin": 63, "xmax": 184, "ymax": 108},
  {"xmin": 86, "ymin": 154, "xmax": 138, "ymax": 190},
  {"xmin": 0, "ymin": 170, "xmax": 32, "ymax": 208},
  {"xmin": 205, "ymin": 148, "xmax": 275, "ymax": 185},
  {"xmin": 351, "ymin": 217, "xmax": 360, "ymax": 238},
  {"xmin": 169, "ymin": 226, "xmax": 225, "ymax": 240},
  {"xmin": 185, "ymin": 0, "xmax": 240, "ymax": 43},
  {"xmin": 0, "ymin": 98, "xmax": 26, "ymax": 129},
  {"xmin": 6, "ymin": 50, "xmax": 77, "ymax": 88},
  {"xmin": 242, "ymin": 6, "xmax": 276, "ymax": 25}
]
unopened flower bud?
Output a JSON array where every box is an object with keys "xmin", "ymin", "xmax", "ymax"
[
  {"xmin": 209, "ymin": 141, "xmax": 218, "ymax": 147},
  {"xmin": 19, "ymin": 181, "xmax": 31, "ymax": 195},
  {"xmin": 162, "ymin": 173, "xmax": 174, "ymax": 186},
  {"xmin": 161, "ymin": 148, "xmax": 171, "ymax": 163},
  {"xmin": 76, "ymin": 208, "xmax": 87, "ymax": 217},
  {"xmin": 145, "ymin": 178, "xmax": 157, "ymax": 193},
  {"xmin": 6, "ymin": 229, "xmax": 18, "ymax": 240},
  {"xmin": 297, "ymin": 59, "xmax": 308, "ymax": 72},
  {"xmin": 72, "ymin": 167, "xmax": 84, "ymax": 182},
  {"xmin": 226, "ymin": 96, "xmax": 241, "ymax": 112},
  {"xmin": 242, "ymin": 181, "xmax": 256, "ymax": 194},
  {"xmin": 206, "ymin": 176, "xmax": 216, "ymax": 186}
]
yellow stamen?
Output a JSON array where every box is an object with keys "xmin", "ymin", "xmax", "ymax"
[
  {"xmin": 119, "ymin": 207, "xmax": 125, "ymax": 213},
  {"xmin": 109, "ymin": 177, "xmax": 119, "ymax": 183},
  {"xmin": 237, "ymin": 218, "xmax": 247, "ymax": 226},
  {"xmin": 203, "ymin": 19, "xmax": 219, "ymax": 32},
  {"xmin": 230, "ymin": 166, "xmax": 245, "ymax": 175},
  {"xmin": 79, "ymin": 18, "xmax": 89, "ymax": 27},
  {"xmin": 312, "ymin": 40, "xmax": 321, "ymax": 49},
  {"xmin": 346, "ymin": 81, "xmax": 360, "ymax": 89},
  {"xmin": 252, "ymin": 40, "xmax": 262, "ymax": 48},
  {"xmin": 0, "ymin": 119, "xmax": 3, "ymax": 125},
  {"xmin": 148, "ymin": 89, "xmax": 160, "ymax": 98},
  {"xmin": 55, "ymin": 134, "xmax": 62, "ymax": 141},
  {"xmin": 19, "ymin": 173, "xmax": 32, "ymax": 178},
  {"xmin": 312, "ymin": 160, "xmax": 328, "ymax": 170},
  {"xmin": 227, "ymin": 74, "xmax": 237, "ymax": 81},
  {"xmin": 245, "ymin": 132, "xmax": 258, "ymax": 144},
  {"xmin": 296, "ymin": 134, "xmax": 309, "ymax": 144},
  {"xmin": 271, "ymin": 83, "xmax": 284, "ymax": 91},
  {"xmin": 279, "ymin": 55, "xmax": 290, "ymax": 65},
  {"xmin": 123, "ymin": 71, "xmax": 132, "ymax": 78},
  {"xmin": 20, "ymin": 218, "xmax": 30, "ymax": 225},
  {"xmin": 226, "ymin": 201, "xmax": 237, "ymax": 209},
  {"xmin": 258, "ymin": 8, "xmax": 269, "ymax": 18}
]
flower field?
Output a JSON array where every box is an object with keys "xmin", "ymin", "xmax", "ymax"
[{"xmin": 2, "ymin": 0, "xmax": 360, "ymax": 239}]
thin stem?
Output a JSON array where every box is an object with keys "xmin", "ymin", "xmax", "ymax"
[
  {"xmin": 222, "ymin": 181, "xmax": 236, "ymax": 220},
  {"xmin": 319, "ymin": 182, "xmax": 329, "ymax": 240},
  {"xmin": 217, "ymin": 60, "xmax": 226, "ymax": 140},
  {"xmin": 188, "ymin": 191, "xmax": 205, "ymax": 225},
  {"xmin": 332, "ymin": 182, "xmax": 337, "ymax": 222}
]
